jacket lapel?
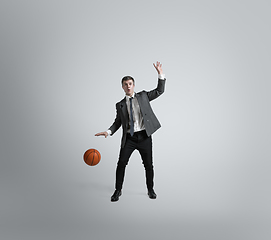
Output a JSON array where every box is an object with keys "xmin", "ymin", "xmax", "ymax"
[
  {"xmin": 134, "ymin": 92, "xmax": 142, "ymax": 108},
  {"xmin": 120, "ymin": 97, "xmax": 128, "ymax": 121}
]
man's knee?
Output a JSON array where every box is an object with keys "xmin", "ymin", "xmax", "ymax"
[
  {"xmin": 117, "ymin": 159, "xmax": 128, "ymax": 168},
  {"xmin": 143, "ymin": 162, "xmax": 153, "ymax": 171}
]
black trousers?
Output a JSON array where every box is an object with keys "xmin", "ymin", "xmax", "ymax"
[{"xmin": 115, "ymin": 130, "xmax": 154, "ymax": 191}]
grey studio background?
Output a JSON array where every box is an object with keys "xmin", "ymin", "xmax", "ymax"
[{"xmin": 1, "ymin": 0, "xmax": 270, "ymax": 240}]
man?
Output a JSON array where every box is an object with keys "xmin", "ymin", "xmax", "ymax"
[{"xmin": 95, "ymin": 61, "xmax": 166, "ymax": 202}]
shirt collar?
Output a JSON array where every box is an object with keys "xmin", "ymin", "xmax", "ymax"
[{"xmin": 125, "ymin": 92, "xmax": 135, "ymax": 101}]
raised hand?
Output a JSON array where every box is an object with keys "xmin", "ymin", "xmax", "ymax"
[{"xmin": 153, "ymin": 61, "xmax": 163, "ymax": 75}]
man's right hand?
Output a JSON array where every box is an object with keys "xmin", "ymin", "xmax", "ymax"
[{"xmin": 95, "ymin": 131, "xmax": 109, "ymax": 138}]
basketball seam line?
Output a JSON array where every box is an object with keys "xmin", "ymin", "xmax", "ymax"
[
  {"xmin": 85, "ymin": 149, "xmax": 94, "ymax": 166},
  {"xmin": 91, "ymin": 149, "xmax": 96, "ymax": 166}
]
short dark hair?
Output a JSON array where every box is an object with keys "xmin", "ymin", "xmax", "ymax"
[{"xmin": 121, "ymin": 76, "xmax": 134, "ymax": 85}]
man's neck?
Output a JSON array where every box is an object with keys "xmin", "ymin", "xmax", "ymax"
[{"xmin": 126, "ymin": 92, "xmax": 134, "ymax": 97}]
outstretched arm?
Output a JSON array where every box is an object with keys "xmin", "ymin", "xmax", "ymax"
[{"xmin": 95, "ymin": 103, "xmax": 121, "ymax": 138}]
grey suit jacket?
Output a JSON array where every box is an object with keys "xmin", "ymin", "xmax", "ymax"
[{"xmin": 109, "ymin": 78, "xmax": 166, "ymax": 148}]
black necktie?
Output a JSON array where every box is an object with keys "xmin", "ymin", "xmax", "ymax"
[{"xmin": 129, "ymin": 97, "xmax": 134, "ymax": 136}]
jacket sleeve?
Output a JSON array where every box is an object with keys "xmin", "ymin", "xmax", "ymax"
[
  {"xmin": 108, "ymin": 103, "xmax": 122, "ymax": 136},
  {"xmin": 147, "ymin": 78, "xmax": 166, "ymax": 101}
]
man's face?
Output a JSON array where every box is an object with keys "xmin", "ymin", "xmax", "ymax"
[{"xmin": 122, "ymin": 80, "xmax": 135, "ymax": 96}]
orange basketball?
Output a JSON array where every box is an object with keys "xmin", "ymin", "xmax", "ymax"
[{"xmin": 83, "ymin": 149, "xmax": 101, "ymax": 166}]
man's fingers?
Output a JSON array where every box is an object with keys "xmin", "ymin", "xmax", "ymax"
[
  {"xmin": 95, "ymin": 132, "xmax": 103, "ymax": 136},
  {"xmin": 154, "ymin": 61, "xmax": 162, "ymax": 69},
  {"xmin": 95, "ymin": 132, "xmax": 108, "ymax": 138}
]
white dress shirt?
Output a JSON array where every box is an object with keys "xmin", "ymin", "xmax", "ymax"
[
  {"xmin": 126, "ymin": 92, "xmax": 145, "ymax": 133},
  {"xmin": 107, "ymin": 74, "xmax": 165, "ymax": 136}
]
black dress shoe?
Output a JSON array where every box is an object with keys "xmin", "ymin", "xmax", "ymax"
[
  {"xmin": 148, "ymin": 189, "xmax": 157, "ymax": 199},
  {"xmin": 111, "ymin": 190, "xmax": 122, "ymax": 202}
]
